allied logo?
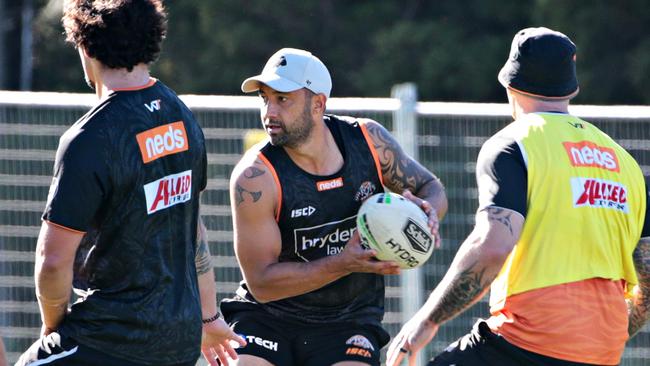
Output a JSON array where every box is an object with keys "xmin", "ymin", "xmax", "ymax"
[
  {"xmin": 316, "ymin": 177, "xmax": 344, "ymax": 191},
  {"xmin": 293, "ymin": 216, "xmax": 357, "ymax": 261},
  {"xmin": 563, "ymin": 141, "xmax": 620, "ymax": 172},
  {"xmin": 291, "ymin": 206, "xmax": 316, "ymax": 218},
  {"xmin": 402, "ymin": 219, "xmax": 432, "ymax": 253},
  {"xmin": 136, "ymin": 121, "xmax": 188, "ymax": 163},
  {"xmin": 570, "ymin": 177, "xmax": 628, "ymax": 213},
  {"xmin": 144, "ymin": 99, "xmax": 161, "ymax": 112},
  {"xmin": 144, "ymin": 170, "xmax": 192, "ymax": 214},
  {"xmin": 345, "ymin": 335, "xmax": 375, "ymax": 351},
  {"xmin": 354, "ymin": 181, "xmax": 377, "ymax": 202}
]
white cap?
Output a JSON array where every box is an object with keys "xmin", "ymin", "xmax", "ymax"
[{"xmin": 241, "ymin": 48, "xmax": 332, "ymax": 97}]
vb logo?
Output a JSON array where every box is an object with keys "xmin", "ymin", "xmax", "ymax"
[{"xmin": 144, "ymin": 99, "xmax": 161, "ymax": 112}]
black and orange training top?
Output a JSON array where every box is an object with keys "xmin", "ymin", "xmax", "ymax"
[
  {"xmin": 42, "ymin": 79, "xmax": 207, "ymax": 364},
  {"xmin": 231, "ymin": 115, "xmax": 386, "ymax": 324}
]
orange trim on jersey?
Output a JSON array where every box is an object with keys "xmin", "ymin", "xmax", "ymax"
[
  {"xmin": 43, "ymin": 220, "xmax": 86, "ymax": 234},
  {"xmin": 487, "ymin": 278, "xmax": 627, "ymax": 365},
  {"xmin": 507, "ymin": 85, "xmax": 579, "ymax": 100},
  {"xmin": 257, "ymin": 152, "xmax": 282, "ymax": 222},
  {"xmin": 112, "ymin": 77, "xmax": 157, "ymax": 91},
  {"xmin": 359, "ymin": 122, "xmax": 384, "ymax": 186}
]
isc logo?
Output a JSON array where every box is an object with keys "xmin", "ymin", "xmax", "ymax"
[
  {"xmin": 136, "ymin": 121, "xmax": 188, "ymax": 163},
  {"xmin": 563, "ymin": 141, "xmax": 619, "ymax": 172},
  {"xmin": 291, "ymin": 206, "xmax": 316, "ymax": 218}
]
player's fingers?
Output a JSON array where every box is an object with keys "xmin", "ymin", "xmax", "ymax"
[
  {"xmin": 370, "ymin": 261, "xmax": 400, "ymax": 275},
  {"xmin": 229, "ymin": 330, "xmax": 247, "ymax": 347},
  {"xmin": 386, "ymin": 338, "xmax": 407, "ymax": 366},
  {"xmin": 202, "ymin": 347, "xmax": 219, "ymax": 366},
  {"xmin": 407, "ymin": 350, "xmax": 419, "ymax": 366},
  {"xmin": 214, "ymin": 346, "xmax": 230, "ymax": 366},
  {"xmin": 222, "ymin": 339, "xmax": 240, "ymax": 360}
]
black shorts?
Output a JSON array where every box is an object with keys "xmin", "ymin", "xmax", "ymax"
[
  {"xmin": 222, "ymin": 302, "xmax": 389, "ymax": 366},
  {"xmin": 429, "ymin": 321, "xmax": 606, "ymax": 366},
  {"xmin": 15, "ymin": 332, "xmax": 197, "ymax": 366}
]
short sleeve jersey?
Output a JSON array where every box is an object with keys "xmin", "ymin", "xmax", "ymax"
[
  {"xmin": 42, "ymin": 80, "xmax": 207, "ymax": 364},
  {"xmin": 476, "ymin": 116, "xmax": 650, "ymax": 236}
]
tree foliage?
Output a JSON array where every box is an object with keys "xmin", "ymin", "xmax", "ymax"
[{"xmin": 30, "ymin": 0, "xmax": 650, "ymax": 103}]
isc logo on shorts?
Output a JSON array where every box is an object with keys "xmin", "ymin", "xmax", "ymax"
[
  {"xmin": 563, "ymin": 141, "xmax": 619, "ymax": 172},
  {"xmin": 136, "ymin": 121, "xmax": 188, "ymax": 163},
  {"xmin": 144, "ymin": 170, "xmax": 192, "ymax": 214},
  {"xmin": 570, "ymin": 177, "xmax": 628, "ymax": 213}
]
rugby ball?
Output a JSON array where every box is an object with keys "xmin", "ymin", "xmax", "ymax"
[{"xmin": 356, "ymin": 192, "xmax": 434, "ymax": 269}]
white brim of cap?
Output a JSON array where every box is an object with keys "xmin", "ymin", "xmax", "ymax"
[{"xmin": 241, "ymin": 73, "xmax": 304, "ymax": 94}]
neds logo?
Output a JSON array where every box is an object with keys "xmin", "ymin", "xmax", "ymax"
[
  {"xmin": 563, "ymin": 141, "xmax": 619, "ymax": 172},
  {"xmin": 316, "ymin": 177, "xmax": 343, "ymax": 191},
  {"xmin": 136, "ymin": 121, "xmax": 188, "ymax": 163}
]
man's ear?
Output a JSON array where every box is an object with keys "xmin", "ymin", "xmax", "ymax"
[
  {"xmin": 312, "ymin": 93, "xmax": 327, "ymax": 114},
  {"xmin": 79, "ymin": 45, "xmax": 91, "ymax": 58}
]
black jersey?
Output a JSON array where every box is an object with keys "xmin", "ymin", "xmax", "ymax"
[
  {"xmin": 230, "ymin": 115, "xmax": 385, "ymax": 324},
  {"xmin": 42, "ymin": 79, "xmax": 207, "ymax": 364}
]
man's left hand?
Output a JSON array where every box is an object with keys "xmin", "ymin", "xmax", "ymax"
[
  {"xmin": 201, "ymin": 318, "xmax": 246, "ymax": 366},
  {"xmin": 386, "ymin": 312, "xmax": 439, "ymax": 366}
]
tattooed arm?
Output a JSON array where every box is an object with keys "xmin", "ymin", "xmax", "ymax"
[
  {"xmin": 422, "ymin": 207, "xmax": 522, "ymax": 323},
  {"xmin": 629, "ymin": 237, "xmax": 650, "ymax": 337},
  {"xmin": 230, "ymin": 153, "xmax": 399, "ymax": 303},
  {"xmin": 363, "ymin": 120, "xmax": 447, "ymax": 220},
  {"xmin": 196, "ymin": 211, "xmax": 247, "ymax": 365},
  {"xmin": 196, "ymin": 215, "xmax": 217, "ymax": 318},
  {"xmin": 386, "ymin": 207, "xmax": 523, "ymax": 366}
]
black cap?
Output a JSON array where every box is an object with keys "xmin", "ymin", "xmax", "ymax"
[{"xmin": 498, "ymin": 27, "xmax": 579, "ymax": 99}]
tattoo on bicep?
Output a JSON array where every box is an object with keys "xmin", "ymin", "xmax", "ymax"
[
  {"xmin": 367, "ymin": 123, "xmax": 431, "ymax": 193},
  {"xmin": 244, "ymin": 167, "xmax": 265, "ymax": 179},
  {"xmin": 429, "ymin": 260, "xmax": 488, "ymax": 324},
  {"xmin": 235, "ymin": 183, "xmax": 262, "ymax": 206},
  {"xmin": 485, "ymin": 207, "xmax": 513, "ymax": 235},
  {"xmin": 195, "ymin": 221, "xmax": 213, "ymax": 275},
  {"xmin": 629, "ymin": 238, "xmax": 650, "ymax": 336}
]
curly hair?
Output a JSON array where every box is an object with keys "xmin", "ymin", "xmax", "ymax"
[{"xmin": 63, "ymin": 0, "xmax": 167, "ymax": 71}]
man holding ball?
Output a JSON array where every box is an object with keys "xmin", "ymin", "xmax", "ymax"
[{"xmin": 224, "ymin": 48, "xmax": 447, "ymax": 366}]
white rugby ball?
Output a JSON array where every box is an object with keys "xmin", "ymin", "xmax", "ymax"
[{"xmin": 356, "ymin": 192, "xmax": 434, "ymax": 269}]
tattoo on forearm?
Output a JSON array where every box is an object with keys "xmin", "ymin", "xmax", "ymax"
[
  {"xmin": 485, "ymin": 207, "xmax": 513, "ymax": 235},
  {"xmin": 195, "ymin": 219, "xmax": 213, "ymax": 275},
  {"xmin": 244, "ymin": 167, "xmax": 265, "ymax": 179},
  {"xmin": 366, "ymin": 123, "xmax": 434, "ymax": 194},
  {"xmin": 429, "ymin": 260, "xmax": 489, "ymax": 324},
  {"xmin": 235, "ymin": 183, "xmax": 262, "ymax": 206},
  {"xmin": 629, "ymin": 237, "xmax": 650, "ymax": 336}
]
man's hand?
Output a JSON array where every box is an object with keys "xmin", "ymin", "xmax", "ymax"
[
  {"xmin": 339, "ymin": 232, "xmax": 401, "ymax": 275},
  {"xmin": 386, "ymin": 312, "xmax": 439, "ymax": 366},
  {"xmin": 201, "ymin": 318, "xmax": 246, "ymax": 366},
  {"xmin": 403, "ymin": 190, "xmax": 441, "ymax": 248}
]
